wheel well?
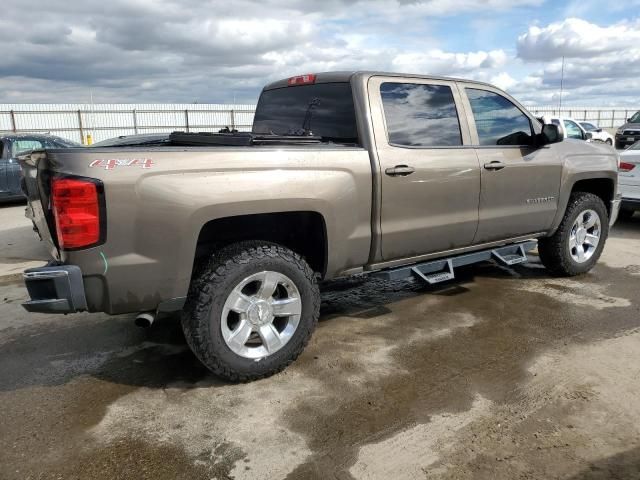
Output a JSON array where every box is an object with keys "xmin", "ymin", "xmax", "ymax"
[
  {"xmin": 571, "ymin": 178, "xmax": 614, "ymax": 214},
  {"xmin": 194, "ymin": 211, "xmax": 328, "ymax": 277}
]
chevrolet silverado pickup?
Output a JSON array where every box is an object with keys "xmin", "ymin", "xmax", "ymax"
[{"xmin": 20, "ymin": 71, "xmax": 621, "ymax": 381}]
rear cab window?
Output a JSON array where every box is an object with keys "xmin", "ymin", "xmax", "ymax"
[
  {"xmin": 465, "ymin": 88, "xmax": 533, "ymax": 146},
  {"xmin": 252, "ymin": 82, "xmax": 359, "ymax": 144},
  {"xmin": 380, "ymin": 82, "xmax": 463, "ymax": 147}
]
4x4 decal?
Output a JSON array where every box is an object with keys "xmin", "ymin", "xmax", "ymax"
[{"xmin": 89, "ymin": 158, "xmax": 154, "ymax": 170}]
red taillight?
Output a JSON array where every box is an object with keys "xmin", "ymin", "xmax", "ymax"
[
  {"xmin": 619, "ymin": 162, "xmax": 636, "ymax": 172},
  {"xmin": 51, "ymin": 177, "xmax": 102, "ymax": 249},
  {"xmin": 288, "ymin": 74, "xmax": 316, "ymax": 86}
]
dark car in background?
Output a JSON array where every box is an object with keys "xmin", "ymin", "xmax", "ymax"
[
  {"xmin": 0, "ymin": 134, "xmax": 80, "ymax": 202},
  {"xmin": 615, "ymin": 111, "xmax": 640, "ymax": 149}
]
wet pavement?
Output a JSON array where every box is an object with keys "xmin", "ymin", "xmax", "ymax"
[{"xmin": 1, "ymin": 208, "xmax": 640, "ymax": 479}]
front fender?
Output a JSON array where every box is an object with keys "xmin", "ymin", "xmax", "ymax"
[{"xmin": 547, "ymin": 142, "xmax": 618, "ymax": 235}]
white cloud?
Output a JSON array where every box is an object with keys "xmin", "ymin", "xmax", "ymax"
[
  {"xmin": 392, "ymin": 50, "xmax": 507, "ymax": 76},
  {"xmin": 0, "ymin": 0, "xmax": 634, "ymax": 107},
  {"xmin": 506, "ymin": 17, "xmax": 640, "ymax": 105},
  {"xmin": 517, "ymin": 17, "xmax": 640, "ymax": 61},
  {"xmin": 490, "ymin": 72, "xmax": 517, "ymax": 91}
]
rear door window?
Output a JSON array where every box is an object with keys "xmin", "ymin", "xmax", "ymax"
[
  {"xmin": 380, "ymin": 82, "xmax": 462, "ymax": 147},
  {"xmin": 466, "ymin": 88, "xmax": 533, "ymax": 146}
]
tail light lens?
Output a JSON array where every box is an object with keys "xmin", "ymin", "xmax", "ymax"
[
  {"xmin": 51, "ymin": 177, "xmax": 104, "ymax": 249},
  {"xmin": 619, "ymin": 162, "xmax": 636, "ymax": 172}
]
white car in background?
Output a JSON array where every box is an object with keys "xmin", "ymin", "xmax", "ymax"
[
  {"xmin": 579, "ymin": 122, "xmax": 614, "ymax": 146},
  {"xmin": 541, "ymin": 116, "xmax": 592, "ymax": 142},
  {"xmin": 619, "ymin": 141, "xmax": 640, "ymax": 220}
]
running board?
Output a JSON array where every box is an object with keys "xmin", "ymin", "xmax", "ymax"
[
  {"xmin": 492, "ymin": 243, "xmax": 529, "ymax": 266},
  {"xmin": 374, "ymin": 240, "xmax": 537, "ymax": 284}
]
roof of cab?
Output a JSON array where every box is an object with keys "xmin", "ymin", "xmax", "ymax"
[{"xmin": 262, "ymin": 71, "xmax": 496, "ymax": 91}]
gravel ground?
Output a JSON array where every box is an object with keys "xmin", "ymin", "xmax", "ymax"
[{"xmin": 1, "ymin": 203, "xmax": 640, "ymax": 480}]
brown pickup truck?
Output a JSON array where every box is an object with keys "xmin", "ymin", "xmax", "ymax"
[{"xmin": 20, "ymin": 71, "xmax": 621, "ymax": 381}]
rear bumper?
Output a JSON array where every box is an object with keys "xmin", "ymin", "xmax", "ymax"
[
  {"xmin": 615, "ymin": 134, "xmax": 640, "ymax": 147},
  {"xmin": 22, "ymin": 264, "xmax": 87, "ymax": 314},
  {"xmin": 622, "ymin": 197, "xmax": 640, "ymax": 210}
]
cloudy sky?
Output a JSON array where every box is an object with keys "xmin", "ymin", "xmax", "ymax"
[{"xmin": 0, "ymin": 0, "xmax": 638, "ymax": 106}]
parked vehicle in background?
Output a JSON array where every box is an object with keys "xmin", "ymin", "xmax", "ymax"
[
  {"xmin": 0, "ymin": 134, "xmax": 80, "ymax": 202},
  {"xmin": 618, "ymin": 141, "xmax": 640, "ymax": 219},
  {"xmin": 19, "ymin": 71, "xmax": 621, "ymax": 381},
  {"xmin": 542, "ymin": 116, "xmax": 593, "ymax": 142},
  {"xmin": 615, "ymin": 111, "xmax": 640, "ymax": 150},
  {"xmin": 580, "ymin": 122, "xmax": 614, "ymax": 146}
]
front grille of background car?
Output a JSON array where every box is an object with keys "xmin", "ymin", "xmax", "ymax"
[{"xmin": 623, "ymin": 130, "xmax": 640, "ymax": 136}]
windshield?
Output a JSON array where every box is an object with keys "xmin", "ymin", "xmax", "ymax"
[
  {"xmin": 630, "ymin": 111, "xmax": 640, "ymax": 123},
  {"xmin": 580, "ymin": 122, "xmax": 596, "ymax": 131},
  {"xmin": 252, "ymin": 82, "xmax": 359, "ymax": 143},
  {"xmin": 628, "ymin": 141, "xmax": 640, "ymax": 150}
]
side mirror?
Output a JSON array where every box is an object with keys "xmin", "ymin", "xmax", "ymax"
[
  {"xmin": 596, "ymin": 128, "xmax": 602, "ymax": 133},
  {"xmin": 628, "ymin": 118, "xmax": 632, "ymax": 123},
  {"xmin": 540, "ymin": 123, "xmax": 563, "ymax": 146},
  {"xmin": 584, "ymin": 132, "xmax": 593, "ymax": 141}
]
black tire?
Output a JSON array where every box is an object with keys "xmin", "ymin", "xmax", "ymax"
[
  {"xmin": 538, "ymin": 192, "xmax": 609, "ymax": 277},
  {"xmin": 615, "ymin": 141, "xmax": 623, "ymax": 150},
  {"xmin": 606, "ymin": 138, "xmax": 613, "ymax": 146},
  {"xmin": 181, "ymin": 241, "xmax": 320, "ymax": 382}
]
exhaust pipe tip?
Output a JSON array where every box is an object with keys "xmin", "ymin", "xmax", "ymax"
[{"xmin": 135, "ymin": 312, "xmax": 155, "ymax": 328}]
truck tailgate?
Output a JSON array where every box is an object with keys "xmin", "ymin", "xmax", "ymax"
[{"xmin": 19, "ymin": 150, "xmax": 59, "ymax": 260}]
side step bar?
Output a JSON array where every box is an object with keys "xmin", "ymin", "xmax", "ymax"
[{"xmin": 375, "ymin": 240, "xmax": 537, "ymax": 284}]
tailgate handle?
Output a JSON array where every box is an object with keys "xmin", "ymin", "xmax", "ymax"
[
  {"xmin": 484, "ymin": 161, "xmax": 506, "ymax": 171},
  {"xmin": 385, "ymin": 165, "xmax": 415, "ymax": 176}
]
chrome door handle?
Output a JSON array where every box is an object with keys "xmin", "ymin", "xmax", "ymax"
[
  {"xmin": 483, "ymin": 161, "xmax": 506, "ymax": 171},
  {"xmin": 385, "ymin": 165, "xmax": 415, "ymax": 176}
]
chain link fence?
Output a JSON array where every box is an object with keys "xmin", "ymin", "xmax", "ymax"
[
  {"xmin": 1, "ymin": 104, "xmax": 638, "ymax": 144},
  {"xmin": 0, "ymin": 104, "xmax": 256, "ymax": 144}
]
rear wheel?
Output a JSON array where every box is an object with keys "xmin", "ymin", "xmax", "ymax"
[
  {"xmin": 538, "ymin": 192, "xmax": 609, "ymax": 276},
  {"xmin": 182, "ymin": 242, "xmax": 320, "ymax": 381}
]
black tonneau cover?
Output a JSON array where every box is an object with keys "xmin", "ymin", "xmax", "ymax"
[{"xmin": 168, "ymin": 131, "xmax": 324, "ymax": 146}]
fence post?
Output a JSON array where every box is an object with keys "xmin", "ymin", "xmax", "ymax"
[
  {"xmin": 597, "ymin": 110, "xmax": 601, "ymax": 125},
  {"xmin": 132, "ymin": 109, "xmax": 138, "ymax": 134},
  {"xmin": 77, "ymin": 110, "xmax": 85, "ymax": 144},
  {"xmin": 230, "ymin": 109, "xmax": 236, "ymax": 131},
  {"xmin": 612, "ymin": 110, "xmax": 615, "ymax": 128},
  {"xmin": 9, "ymin": 110, "xmax": 17, "ymax": 132},
  {"xmin": 184, "ymin": 109, "xmax": 190, "ymax": 133}
]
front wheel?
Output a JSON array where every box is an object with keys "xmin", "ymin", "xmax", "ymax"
[
  {"xmin": 182, "ymin": 242, "xmax": 320, "ymax": 382},
  {"xmin": 538, "ymin": 192, "xmax": 609, "ymax": 276},
  {"xmin": 606, "ymin": 138, "xmax": 613, "ymax": 146}
]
